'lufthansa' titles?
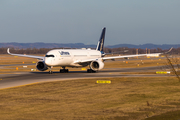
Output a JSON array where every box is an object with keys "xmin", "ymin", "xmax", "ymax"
[{"xmin": 59, "ymin": 51, "xmax": 70, "ymax": 56}]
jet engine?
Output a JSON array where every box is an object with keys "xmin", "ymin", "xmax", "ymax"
[
  {"xmin": 90, "ymin": 60, "xmax": 104, "ymax": 71},
  {"xmin": 36, "ymin": 61, "xmax": 48, "ymax": 71}
]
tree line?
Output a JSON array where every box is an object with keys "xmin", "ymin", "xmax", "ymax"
[{"xmin": 0, "ymin": 47, "xmax": 178, "ymax": 54}]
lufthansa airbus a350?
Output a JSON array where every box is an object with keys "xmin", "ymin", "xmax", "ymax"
[{"xmin": 7, "ymin": 28, "xmax": 167, "ymax": 74}]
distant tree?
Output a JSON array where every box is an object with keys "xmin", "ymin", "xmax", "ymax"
[{"xmin": 0, "ymin": 47, "xmax": 179, "ymax": 54}]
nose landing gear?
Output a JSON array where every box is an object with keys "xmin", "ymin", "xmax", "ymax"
[{"xmin": 49, "ymin": 66, "xmax": 53, "ymax": 74}]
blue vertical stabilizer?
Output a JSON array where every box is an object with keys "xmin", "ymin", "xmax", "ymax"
[{"xmin": 96, "ymin": 27, "xmax": 106, "ymax": 52}]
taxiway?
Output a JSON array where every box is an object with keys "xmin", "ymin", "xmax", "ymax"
[{"xmin": 0, "ymin": 66, "xmax": 172, "ymax": 89}]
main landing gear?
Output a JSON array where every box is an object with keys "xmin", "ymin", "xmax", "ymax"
[
  {"xmin": 87, "ymin": 69, "xmax": 96, "ymax": 73},
  {"xmin": 60, "ymin": 67, "xmax": 69, "ymax": 73}
]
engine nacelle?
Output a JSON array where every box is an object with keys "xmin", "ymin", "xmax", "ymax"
[
  {"xmin": 90, "ymin": 60, "xmax": 104, "ymax": 71},
  {"xmin": 36, "ymin": 61, "xmax": 48, "ymax": 71}
]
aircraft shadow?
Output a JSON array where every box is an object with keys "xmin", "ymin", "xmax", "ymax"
[{"xmin": 30, "ymin": 71, "xmax": 88, "ymax": 74}]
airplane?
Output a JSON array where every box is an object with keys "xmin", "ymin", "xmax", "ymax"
[{"xmin": 7, "ymin": 27, "xmax": 170, "ymax": 74}]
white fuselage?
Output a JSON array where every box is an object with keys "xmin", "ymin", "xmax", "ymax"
[{"xmin": 45, "ymin": 49, "xmax": 101, "ymax": 67}]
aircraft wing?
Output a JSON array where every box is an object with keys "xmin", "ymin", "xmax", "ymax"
[
  {"xmin": 74, "ymin": 53, "xmax": 161, "ymax": 64},
  {"xmin": 7, "ymin": 48, "xmax": 44, "ymax": 60},
  {"xmin": 102, "ymin": 47, "xmax": 173, "ymax": 60},
  {"xmin": 102, "ymin": 53, "xmax": 161, "ymax": 60},
  {"xmin": 74, "ymin": 47, "xmax": 173, "ymax": 64}
]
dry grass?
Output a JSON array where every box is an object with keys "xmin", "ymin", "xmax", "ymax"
[
  {"xmin": 104, "ymin": 57, "xmax": 166, "ymax": 68},
  {"xmin": 0, "ymin": 77, "xmax": 180, "ymax": 120}
]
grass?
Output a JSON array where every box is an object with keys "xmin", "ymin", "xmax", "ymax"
[
  {"xmin": 0, "ymin": 77, "xmax": 180, "ymax": 119},
  {"xmin": 145, "ymin": 110, "xmax": 180, "ymax": 120},
  {"xmin": 104, "ymin": 57, "xmax": 166, "ymax": 68},
  {"xmin": 1, "ymin": 54, "xmax": 180, "ymax": 119}
]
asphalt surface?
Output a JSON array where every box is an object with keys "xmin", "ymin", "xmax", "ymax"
[
  {"xmin": 0, "ymin": 66, "xmax": 172, "ymax": 89},
  {"xmin": 0, "ymin": 63, "xmax": 35, "ymax": 67}
]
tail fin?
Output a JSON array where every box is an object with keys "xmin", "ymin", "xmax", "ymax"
[{"xmin": 96, "ymin": 27, "xmax": 106, "ymax": 52}]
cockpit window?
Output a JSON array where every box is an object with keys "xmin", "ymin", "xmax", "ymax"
[{"xmin": 45, "ymin": 54, "xmax": 55, "ymax": 57}]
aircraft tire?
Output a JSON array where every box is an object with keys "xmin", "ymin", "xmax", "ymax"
[
  {"xmin": 60, "ymin": 69, "xmax": 64, "ymax": 73},
  {"xmin": 87, "ymin": 69, "xmax": 96, "ymax": 73},
  {"xmin": 60, "ymin": 69, "xmax": 69, "ymax": 73}
]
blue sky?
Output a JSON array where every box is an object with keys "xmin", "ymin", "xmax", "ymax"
[{"xmin": 0, "ymin": 0, "xmax": 180, "ymax": 45}]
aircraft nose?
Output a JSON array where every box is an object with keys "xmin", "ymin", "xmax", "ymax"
[{"xmin": 45, "ymin": 58, "xmax": 52, "ymax": 66}]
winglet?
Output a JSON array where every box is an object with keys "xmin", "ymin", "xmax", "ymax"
[
  {"xmin": 164, "ymin": 47, "xmax": 173, "ymax": 54},
  {"xmin": 7, "ymin": 48, "xmax": 10, "ymax": 54}
]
